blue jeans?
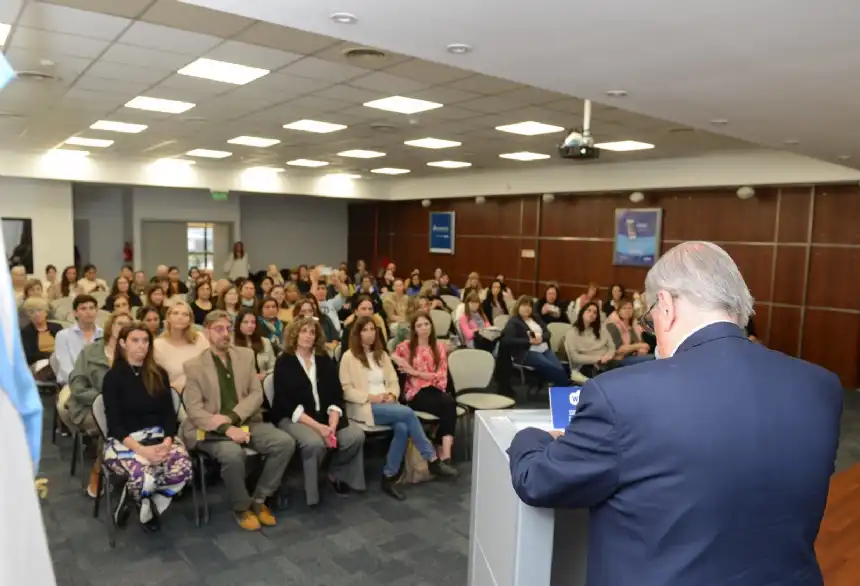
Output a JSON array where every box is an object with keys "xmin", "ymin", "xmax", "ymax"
[
  {"xmin": 523, "ymin": 348, "xmax": 570, "ymax": 386},
  {"xmin": 371, "ymin": 402, "xmax": 436, "ymax": 476}
]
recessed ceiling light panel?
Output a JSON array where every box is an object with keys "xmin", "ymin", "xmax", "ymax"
[
  {"xmin": 404, "ymin": 137, "xmax": 461, "ymax": 149},
  {"xmin": 364, "ymin": 96, "xmax": 443, "ymax": 115},
  {"xmin": 338, "ymin": 149, "xmax": 386, "ymax": 158},
  {"xmin": 427, "ymin": 160, "xmax": 472, "ymax": 168},
  {"xmin": 287, "ymin": 159, "xmax": 330, "ymax": 167},
  {"xmin": 594, "ymin": 140, "xmax": 654, "ymax": 152},
  {"xmin": 186, "ymin": 149, "xmax": 233, "ymax": 158},
  {"xmin": 177, "ymin": 58, "xmax": 269, "ymax": 85},
  {"xmin": 90, "ymin": 120, "xmax": 148, "ymax": 133},
  {"xmin": 227, "ymin": 136, "xmax": 281, "ymax": 147},
  {"xmin": 125, "ymin": 96, "xmax": 196, "ymax": 114},
  {"xmin": 496, "ymin": 121, "xmax": 565, "ymax": 136},
  {"xmin": 330, "ymin": 12, "xmax": 358, "ymax": 24},
  {"xmin": 710, "ymin": 118, "xmax": 729, "ymax": 125},
  {"xmin": 46, "ymin": 148, "xmax": 89, "ymax": 157},
  {"xmin": 0, "ymin": 23, "xmax": 9, "ymax": 47},
  {"xmin": 371, "ymin": 168, "xmax": 411, "ymax": 175},
  {"xmin": 152, "ymin": 158, "xmax": 195, "ymax": 166},
  {"xmin": 447, "ymin": 43, "xmax": 472, "ymax": 54},
  {"xmin": 283, "ymin": 119, "xmax": 347, "ymax": 133},
  {"xmin": 499, "ymin": 151, "xmax": 551, "ymax": 161},
  {"xmin": 65, "ymin": 137, "xmax": 114, "ymax": 148}
]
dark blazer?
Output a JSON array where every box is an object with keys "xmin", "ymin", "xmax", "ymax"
[
  {"xmin": 508, "ymin": 322, "xmax": 843, "ymax": 586},
  {"xmin": 533, "ymin": 298, "xmax": 568, "ymax": 324},
  {"xmin": 271, "ymin": 352, "xmax": 348, "ymax": 430},
  {"xmin": 502, "ymin": 314, "xmax": 551, "ymax": 363},
  {"xmin": 20, "ymin": 322, "xmax": 63, "ymax": 365}
]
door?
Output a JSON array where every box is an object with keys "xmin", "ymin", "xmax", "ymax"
[{"xmin": 140, "ymin": 221, "xmax": 188, "ymax": 277}]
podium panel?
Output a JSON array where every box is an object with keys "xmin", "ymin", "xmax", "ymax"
[{"xmin": 468, "ymin": 410, "xmax": 588, "ymax": 586}]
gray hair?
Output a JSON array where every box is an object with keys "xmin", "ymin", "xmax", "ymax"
[{"xmin": 644, "ymin": 241, "xmax": 754, "ymax": 327}]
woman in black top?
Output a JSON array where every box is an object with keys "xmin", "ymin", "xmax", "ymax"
[
  {"xmin": 166, "ymin": 266, "xmax": 189, "ymax": 297},
  {"xmin": 190, "ymin": 280, "xmax": 214, "ymax": 325},
  {"xmin": 271, "ymin": 317, "xmax": 366, "ymax": 506},
  {"xmin": 101, "ymin": 324, "xmax": 192, "ymax": 530},
  {"xmin": 104, "ymin": 276, "xmax": 142, "ymax": 311}
]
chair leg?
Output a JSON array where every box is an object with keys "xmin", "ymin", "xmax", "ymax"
[
  {"xmin": 103, "ymin": 468, "xmax": 116, "ymax": 548},
  {"xmin": 69, "ymin": 432, "xmax": 79, "ymax": 477},
  {"xmin": 92, "ymin": 465, "xmax": 104, "ymax": 518},
  {"xmin": 79, "ymin": 437, "xmax": 88, "ymax": 490},
  {"xmin": 197, "ymin": 454, "xmax": 210, "ymax": 525},
  {"xmin": 190, "ymin": 466, "xmax": 200, "ymax": 528},
  {"xmin": 51, "ymin": 401, "xmax": 59, "ymax": 445}
]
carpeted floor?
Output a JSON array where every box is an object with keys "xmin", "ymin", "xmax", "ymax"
[{"xmin": 39, "ymin": 390, "xmax": 860, "ymax": 586}]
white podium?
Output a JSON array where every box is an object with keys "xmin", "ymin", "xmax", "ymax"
[{"xmin": 468, "ymin": 410, "xmax": 589, "ymax": 586}]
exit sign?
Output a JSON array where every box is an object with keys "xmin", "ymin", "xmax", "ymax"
[{"xmin": 211, "ymin": 191, "xmax": 229, "ymax": 201}]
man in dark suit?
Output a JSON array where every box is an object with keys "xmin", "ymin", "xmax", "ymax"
[{"xmin": 508, "ymin": 241, "xmax": 843, "ymax": 586}]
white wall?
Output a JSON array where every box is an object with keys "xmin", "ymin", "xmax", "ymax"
[
  {"xmin": 73, "ymin": 184, "xmax": 130, "ymax": 276},
  {"xmin": 132, "ymin": 187, "xmax": 241, "ymax": 272},
  {"xmin": 0, "ymin": 177, "xmax": 74, "ymax": 276},
  {"xmin": 240, "ymin": 194, "xmax": 349, "ymax": 270}
]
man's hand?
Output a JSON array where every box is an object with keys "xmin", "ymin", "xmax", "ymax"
[
  {"xmin": 211, "ymin": 413, "xmax": 232, "ymax": 428},
  {"xmin": 226, "ymin": 426, "xmax": 251, "ymax": 444}
]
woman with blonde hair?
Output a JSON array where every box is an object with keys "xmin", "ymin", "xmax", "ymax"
[
  {"xmin": 461, "ymin": 272, "xmax": 483, "ymax": 300},
  {"xmin": 153, "ymin": 301, "xmax": 209, "ymax": 392}
]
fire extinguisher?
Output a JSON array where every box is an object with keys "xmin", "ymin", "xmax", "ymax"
[{"xmin": 123, "ymin": 242, "xmax": 133, "ymax": 262}]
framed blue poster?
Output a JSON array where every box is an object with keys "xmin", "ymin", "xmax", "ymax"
[
  {"xmin": 614, "ymin": 208, "xmax": 662, "ymax": 267},
  {"xmin": 429, "ymin": 211, "xmax": 455, "ymax": 254}
]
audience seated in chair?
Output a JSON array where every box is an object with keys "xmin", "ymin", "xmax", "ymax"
[
  {"xmin": 49, "ymin": 265, "xmax": 78, "ymax": 301},
  {"xmin": 503, "ymin": 295, "xmax": 569, "ymax": 387},
  {"xmin": 340, "ymin": 295, "xmax": 388, "ymax": 350},
  {"xmin": 108, "ymin": 294, "xmax": 131, "ymax": 317},
  {"xmin": 191, "ymin": 280, "xmax": 214, "ymax": 325},
  {"xmin": 238, "ymin": 280, "xmax": 258, "ymax": 311},
  {"xmin": 482, "ymin": 279, "xmax": 510, "ymax": 321},
  {"xmin": 603, "ymin": 283, "xmax": 625, "ymax": 317},
  {"xmin": 342, "ymin": 316, "xmax": 456, "ymax": 500},
  {"xmin": 153, "ymin": 301, "xmax": 209, "ymax": 393},
  {"xmin": 166, "ymin": 266, "xmax": 189, "ymax": 297},
  {"xmin": 144, "ymin": 284, "xmax": 167, "ymax": 320},
  {"xmin": 567, "ymin": 281, "xmax": 600, "ymax": 323},
  {"xmin": 258, "ymin": 277, "xmax": 274, "ymax": 300},
  {"xmin": 605, "ymin": 299, "xmax": 653, "ymax": 366},
  {"xmin": 42, "ymin": 263, "xmax": 58, "ymax": 295},
  {"xmin": 293, "ymin": 295, "xmax": 339, "ymax": 352},
  {"xmin": 20, "ymin": 297, "xmax": 62, "ymax": 379},
  {"xmin": 181, "ymin": 310, "xmax": 295, "ymax": 531},
  {"xmin": 63, "ymin": 310, "xmax": 131, "ymax": 497},
  {"xmin": 564, "ymin": 302, "xmax": 617, "ymax": 379},
  {"xmin": 257, "ymin": 297, "xmax": 284, "ymax": 353},
  {"xmin": 101, "ymin": 323, "xmax": 193, "ymax": 531},
  {"xmin": 77, "ymin": 264, "xmax": 109, "ymax": 295},
  {"xmin": 266, "ymin": 264, "xmax": 285, "ymax": 287},
  {"xmin": 535, "ymin": 284, "xmax": 567, "ymax": 325},
  {"xmin": 55, "ymin": 294, "xmax": 104, "ymax": 385},
  {"xmin": 216, "ymin": 285, "xmax": 241, "ymax": 320},
  {"xmin": 459, "ymin": 292, "xmax": 499, "ymax": 355},
  {"xmin": 137, "ymin": 306, "xmax": 162, "ymax": 337},
  {"xmin": 104, "ymin": 276, "xmax": 141, "ymax": 311},
  {"xmin": 383, "ymin": 278, "xmax": 410, "ymax": 334},
  {"xmin": 392, "ymin": 312, "xmax": 458, "ymax": 464},
  {"xmin": 234, "ymin": 310, "xmax": 276, "ymax": 377},
  {"xmin": 131, "ymin": 271, "xmax": 148, "ymax": 297},
  {"xmin": 437, "ymin": 272, "xmax": 459, "ymax": 298},
  {"xmin": 271, "ymin": 317, "xmax": 366, "ymax": 506},
  {"xmin": 461, "ymin": 272, "xmax": 483, "ymax": 300},
  {"xmin": 310, "ymin": 266, "xmax": 348, "ymax": 336}
]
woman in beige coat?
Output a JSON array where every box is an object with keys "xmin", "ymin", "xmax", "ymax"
[{"xmin": 340, "ymin": 316, "xmax": 456, "ymax": 500}]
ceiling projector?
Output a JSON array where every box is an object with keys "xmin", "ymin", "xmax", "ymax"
[{"xmin": 558, "ymin": 129, "xmax": 600, "ymax": 160}]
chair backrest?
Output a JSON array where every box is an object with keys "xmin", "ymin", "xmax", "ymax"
[
  {"xmin": 95, "ymin": 309, "xmax": 111, "ymax": 328},
  {"xmin": 170, "ymin": 388, "xmax": 186, "ymax": 422},
  {"xmin": 48, "ymin": 352, "xmax": 59, "ymax": 374},
  {"xmin": 50, "ymin": 297, "xmax": 73, "ymax": 316},
  {"xmin": 429, "ymin": 309, "xmax": 452, "ymax": 338},
  {"xmin": 91, "ymin": 291, "xmax": 108, "ymax": 306},
  {"xmin": 493, "ymin": 314, "xmax": 510, "ymax": 329},
  {"xmin": 91, "ymin": 393, "xmax": 108, "ymax": 439},
  {"xmin": 448, "ymin": 348, "xmax": 494, "ymax": 393},
  {"xmin": 387, "ymin": 337, "xmax": 398, "ymax": 354},
  {"xmin": 262, "ymin": 372, "xmax": 275, "ymax": 407},
  {"xmin": 547, "ymin": 322, "xmax": 572, "ymax": 355},
  {"xmin": 441, "ymin": 294, "xmax": 460, "ymax": 311}
]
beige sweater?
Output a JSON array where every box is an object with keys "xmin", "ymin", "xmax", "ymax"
[
  {"xmin": 154, "ymin": 334, "xmax": 210, "ymax": 392},
  {"xmin": 339, "ymin": 349, "xmax": 400, "ymax": 427},
  {"xmin": 564, "ymin": 325, "xmax": 616, "ymax": 366}
]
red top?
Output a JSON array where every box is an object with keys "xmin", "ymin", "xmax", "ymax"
[{"xmin": 393, "ymin": 340, "xmax": 448, "ymax": 401}]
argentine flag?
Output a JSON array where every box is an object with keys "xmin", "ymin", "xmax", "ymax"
[{"xmin": 0, "ymin": 222, "xmax": 43, "ymax": 471}]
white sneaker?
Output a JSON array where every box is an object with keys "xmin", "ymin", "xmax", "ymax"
[
  {"xmin": 152, "ymin": 493, "xmax": 171, "ymax": 515},
  {"xmin": 571, "ymin": 371, "xmax": 590, "ymax": 384}
]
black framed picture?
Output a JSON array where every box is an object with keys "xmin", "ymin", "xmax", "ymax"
[{"xmin": 2, "ymin": 217, "xmax": 34, "ymax": 274}]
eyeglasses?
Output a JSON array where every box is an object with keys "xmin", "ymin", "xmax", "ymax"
[
  {"xmin": 638, "ymin": 300, "xmax": 658, "ymax": 334},
  {"xmin": 210, "ymin": 325, "xmax": 234, "ymax": 334}
]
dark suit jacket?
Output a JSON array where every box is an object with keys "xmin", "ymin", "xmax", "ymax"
[
  {"xmin": 20, "ymin": 322, "xmax": 63, "ymax": 365},
  {"xmin": 270, "ymin": 352, "xmax": 348, "ymax": 430},
  {"xmin": 508, "ymin": 322, "xmax": 842, "ymax": 586}
]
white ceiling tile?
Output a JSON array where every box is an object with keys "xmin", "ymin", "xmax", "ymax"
[
  {"xmin": 204, "ymin": 40, "xmax": 303, "ymax": 71},
  {"xmin": 233, "ymin": 22, "xmax": 339, "ymax": 55},
  {"xmin": 411, "ymin": 106, "xmax": 480, "ymax": 122},
  {"xmin": 19, "ymin": 2, "xmax": 131, "ymax": 40},
  {"xmin": 3, "ymin": 47, "xmax": 92, "ymax": 83},
  {"xmin": 63, "ymin": 88, "xmax": 128, "ymax": 108},
  {"xmin": 36, "ymin": 0, "xmax": 151, "ymax": 18},
  {"xmin": 286, "ymin": 95, "xmax": 353, "ymax": 113},
  {"xmin": 0, "ymin": 0, "xmax": 23, "ymax": 23},
  {"xmin": 498, "ymin": 87, "xmax": 568, "ymax": 106},
  {"xmin": 279, "ymin": 56, "xmax": 367, "ymax": 83},
  {"xmin": 543, "ymin": 97, "xmax": 584, "ymax": 115},
  {"xmin": 140, "ymin": 0, "xmax": 255, "ymax": 37},
  {"xmin": 409, "ymin": 86, "xmax": 483, "ymax": 105},
  {"xmin": 86, "ymin": 60, "xmax": 169, "ymax": 84},
  {"xmin": 313, "ymin": 84, "xmax": 385, "ymax": 105},
  {"xmin": 237, "ymin": 73, "xmax": 331, "ymax": 98},
  {"xmin": 457, "ymin": 95, "xmax": 523, "ymax": 114},
  {"xmin": 382, "ymin": 59, "xmax": 473, "ymax": 85},
  {"xmin": 10, "ymin": 27, "xmax": 111, "ymax": 60},
  {"xmin": 445, "ymin": 75, "xmax": 525, "ymax": 95},
  {"xmin": 99, "ymin": 43, "xmax": 194, "ymax": 71},
  {"xmin": 348, "ymin": 71, "xmax": 430, "ymax": 94},
  {"xmin": 158, "ymin": 73, "xmax": 237, "ymax": 96},
  {"xmin": 313, "ymin": 42, "xmax": 412, "ymax": 70},
  {"xmin": 141, "ymin": 82, "xmax": 223, "ymax": 104},
  {"xmin": 119, "ymin": 21, "xmax": 221, "ymax": 56},
  {"xmin": 72, "ymin": 74, "xmax": 149, "ymax": 96}
]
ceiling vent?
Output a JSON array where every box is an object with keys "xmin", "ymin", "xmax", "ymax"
[
  {"xmin": 369, "ymin": 123, "xmax": 398, "ymax": 132},
  {"xmin": 668, "ymin": 127, "xmax": 695, "ymax": 133},
  {"xmin": 343, "ymin": 47, "xmax": 387, "ymax": 65},
  {"xmin": 15, "ymin": 70, "xmax": 59, "ymax": 82}
]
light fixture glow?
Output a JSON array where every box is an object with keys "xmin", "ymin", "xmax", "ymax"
[
  {"xmin": 227, "ymin": 136, "xmax": 281, "ymax": 147},
  {"xmin": 330, "ymin": 12, "xmax": 358, "ymax": 24},
  {"xmin": 46, "ymin": 148, "xmax": 90, "ymax": 158},
  {"xmin": 710, "ymin": 118, "xmax": 729, "ymax": 125},
  {"xmin": 186, "ymin": 149, "xmax": 233, "ymax": 158},
  {"xmin": 427, "ymin": 160, "xmax": 472, "ymax": 169},
  {"xmin": 0, "ymin": 23, "xmax": 12, "ymax": 47},
  {"xmin": 64, "ymin": 137, "xmax": 114, "ymax": 148},
  {"xmin": 447, "ymin": 43, "xmax": 472, "ymax": 55},
  {"xmin": 363, "ymin": 96, "xmax": 443, "ymax": 115},
  {"xmin": 177, "ymin": 58, "xmax": 269, "ymax": 85},
  {"xmin": 286, "ymin": 159, "xmax": 330, "ymax": 167},
  {"xmin": 152, "ymin": 158, "xmax": 196, "ymax": 166},
  {"xmin": 371, "ymin": 168, "xmax": 411, "ymax": 175},
  {"xmin": 90, "ymin": 120, "xmax": 148, "ymax": 133},
  {"xmin": 329, "ymin": 173, "xmax": 362, "ymax": 179},
  {"xmin": 404, "ymin": 137, "xmax": 461, "ymax": 149},
  {"xmin": 495, "ymin": 121, "xmax": 565, "ymax": 136},
  {"xmin": 594, "ymin": 140, "xmax": 655, "ymax": 152},
  {"xmin": 499, "ymin": 151, "xmax": 551, "ymax": 161},
  {"xmin": 245, "ymin": 166, "xmax": 285, "ymax": 172},
  {"xmin": 338, "ymin": 149, "xmax": 386, "ymax": 159},
  {"xmin": 125, "ymin": 96, "xmax": 196, "ymax": 114},
  {"xmin": 283, "ymin": 119, "xmax": 347, "ymax": 133}
]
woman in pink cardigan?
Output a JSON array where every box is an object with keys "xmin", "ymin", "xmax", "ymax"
[{"xmin": 458, "ymin": 292, "xmax": 499, "ymax": 355}]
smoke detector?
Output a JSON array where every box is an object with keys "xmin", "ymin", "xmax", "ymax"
[
  {"xmin": 736, "ymin": 186, "xmax": 755, "ymax": 200},
  {"xmin": 629, "ymin": 191, "xmax": 645, "ymax": 203}
]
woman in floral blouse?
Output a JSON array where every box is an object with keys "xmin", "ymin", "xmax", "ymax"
[{"xmin": 392, "ymin": 311, "xmax": 457, "ymax": 466}]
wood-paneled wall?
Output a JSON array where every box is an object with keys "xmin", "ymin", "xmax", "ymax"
[{"xmin": 348, "ymin": 184, "xmax": 860, "ymax": 387}]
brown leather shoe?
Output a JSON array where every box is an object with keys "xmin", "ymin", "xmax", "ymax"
[
  {"xmin": 253, "ymin": 502, "xmax": 277, "ymax": 527},
  {"xmin": 234, "ymin": 510, "xmax": 261, "ymax": 531}
]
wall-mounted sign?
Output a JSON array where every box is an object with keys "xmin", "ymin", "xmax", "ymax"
[{"xmin": 429, "ymin": 211, "xmax": 455, "ymax": 254}]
